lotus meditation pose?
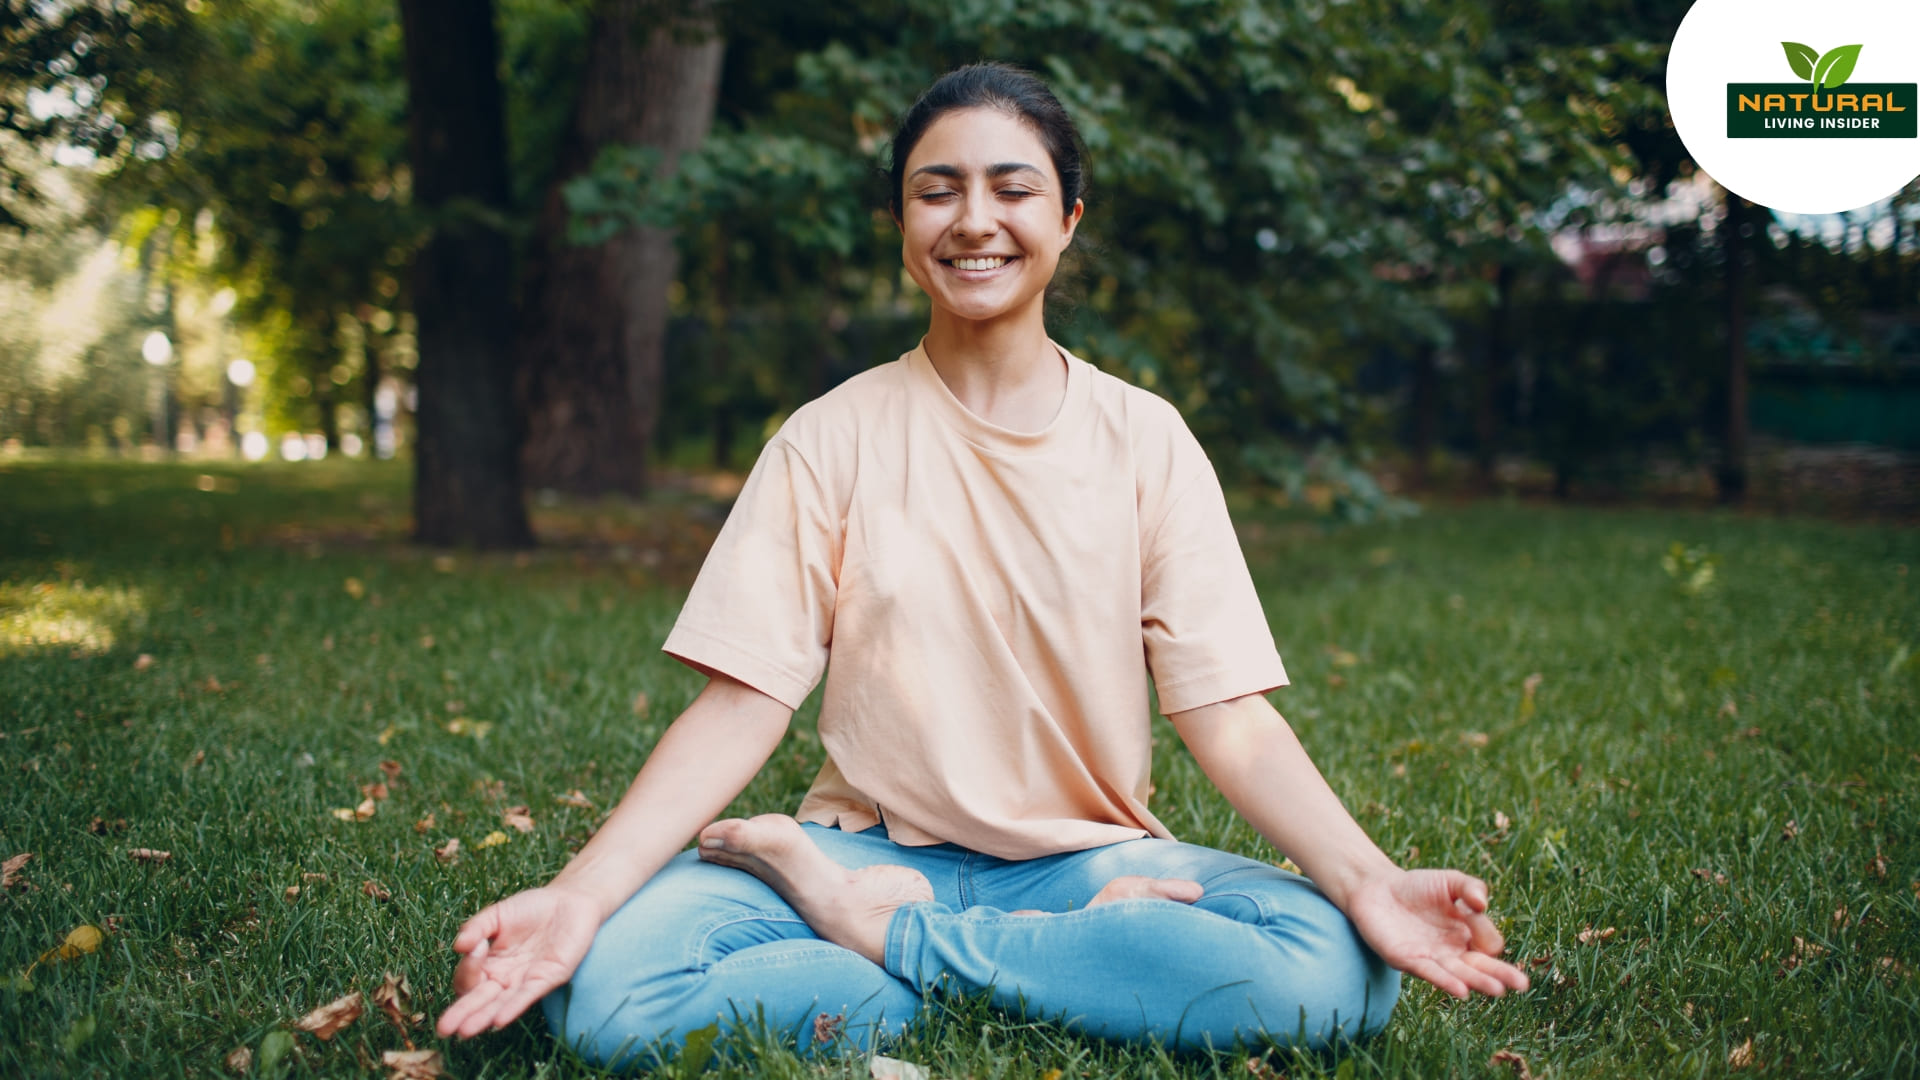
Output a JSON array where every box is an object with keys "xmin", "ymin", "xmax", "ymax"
[{"xmin": 436, "ymin": 62, "xmax": 1528, "ymax": 1069}]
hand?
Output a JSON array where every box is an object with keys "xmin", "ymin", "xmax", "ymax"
[
  {"xmin": 435, "ymin": 885, "xmax": 603, "ymax": 1038},
  {"xmin": 1344, "ymin": 868, "xmax": 1530, "ymax": 999}
]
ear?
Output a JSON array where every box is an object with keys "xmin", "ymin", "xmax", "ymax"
[{"xmin": 1059, "ymin": 198, "xmax": 1084, "ymax": 247}]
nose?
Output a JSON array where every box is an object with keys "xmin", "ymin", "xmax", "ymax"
[{"xmin": 952, "ymin": 183, "xmax": 998, "ymax": 239}]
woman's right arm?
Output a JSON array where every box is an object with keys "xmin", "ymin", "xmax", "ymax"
[{"xmin": 435, "ymin": 672, "xmax": 793, "ymax": 1037}]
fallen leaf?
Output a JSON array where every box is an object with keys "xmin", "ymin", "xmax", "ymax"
[
  {"xmin": 554, "ymin": 790, "xmax": 594, "ymax": 809},
  {"xmin": 419, "ymin": 634, "xmax": 435, "ymax": 649},
  {"xmin": 36, "ymin": 924, "xmax": 104, "ymax": 966},
  {"xmin": 377, "ymin": 725, "xmax": 398, "ymax": 746},
  {"xmin": 199, "ymin": 676, "xmax": 223, "ymax": 693},
  {"xmin": 502, "ymin": 806, "xmax": 535, "ymax": 833},
  {"xmin": 88, "ymin": 817, "xmax": 128, "ymax": 835},
  {"xmin": 1494, "ymin": 811, "xmax": 1512, "ymax": 832},
  {"xmin": 344, "ymin": 577, "xmax": 365, "ymax": 599},
  {"xmin": 2, "ymin": 852, "xmax": 29, "ymax": 888},
  {"xmin": 1690, "ymin": 867, "xmax": 1728, "ymax": 886},
  {"xmin": 134, "ymin": 653, "xmax": 155, "ymax": 671},
  {"xmin": 362, "ymin": 879, "xmax": 391, "ymax": 902},
  {"xmin": 434, "ymin": 838, "xmax": 460, "ymax": 864},
  {"xmin": 224, "ymin": 1045, "xmax": 252, "ymax": 1074},
  {"xmin": 631, "ymin": 691, "xmax": 650, "ymax": 717},
  {"xmin": 1718, "ymin": 698, "xmax": 1738, "ymax": 718},
  {"xmin": 372, "ymin": 972, "xmax": 413, "ymax": 1030},
  {"xmin": 331, "ymin": 807, "xmax": 357, "ymax": 822},
  {"xmin": 870, "ymin": 1055, "xmax": 930, "ymax": 1080},
  {"xmin": 1881, "ymin": 957, "xmax": 1911, "ymax": 978},
  {"xmin": 1782, "ymin": 935, "xmax": 1827, "ymax": 971},
  {"xmin": 128, "ymin": 848, "xmax": 171, "ymax": 863},
  {"xmin": 1728, "ymin": 1037, "xmax": 1755, "ymax": 1068},
  {"xmin": 186, "ymin": 749, "xmax": 206, "ymax": 769},
  {"xmin": 474, "ymin": 778, "xmax": 505, "ymax": 801},
  {"xmin": 1519, "ymin": 672, "xmax": 1543, "ymax": 718},
  {"xmin": 1462, "ymin": 731, "xmax": 1490, "ymax": 748},
  {"xmin": 1244, "ymin": 1057, "xmax": 1281, "ymax": 1080},
  {"xmin": 382, "ymin": 1048, "xmax": 447, "ymax": 1079},
  {"xmin": 284, "ymin": 885, "xmax": 300, "ymax": 902},
  {"xmin": 1489, "ymin": 1049, "xmax": 1533, "ymax": 1080},
  {"xmin": 1577, "ymin": 925, "xmax": 1617, "ymax": 945},
  {"xmin": 444, "ymin": 717, "xmax": 492, "ymax": 740},
  {"xmin": 476, "ymin": 830, "xmax": 509, "ymax": 850},
  {"xmin": 361, "ymin": 782, "xmax": 390, "ymax": 802},
  {"xmin": 379, "ymin": 760, "xmax": 403, "ymax": 783},
  {"xmin": 1326, "ymin": 673, "xmax": 1346, "ymax": 688},
  {"xmin": 1868, "ymin": 852, "xmax": 1889, "ymax": 879},
  {"xmin": 813, "ymin": 1010, "xmax": 845, "ymax": 1044},
  {"xmin": 413, "ymin": 813, "xmax": 436, "ymax": 834},
  {"xmin": 1781, "ymin": 819, "xmax": 1799, "ymax": 840},
  {"xmin": 302, "ymin": 872, "xmax": 328, "ymax": 883},
  {"xmin": 293, "ymin": 991, "xmax": 363, "ymax": 1040}
]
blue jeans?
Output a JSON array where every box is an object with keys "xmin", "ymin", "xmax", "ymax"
[{"xmin": 542, "ymin": 823, "xmax": 1399, "ymax": 1068}]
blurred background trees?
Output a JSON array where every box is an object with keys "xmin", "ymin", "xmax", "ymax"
[{"xmin": 2, "ymin": 0, "xmax": 1914, "ymax": 541}]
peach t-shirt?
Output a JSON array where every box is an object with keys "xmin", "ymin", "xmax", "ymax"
[{"xmin": 662, "ymin": 341, "xmax": 1288, "ymax": 860}]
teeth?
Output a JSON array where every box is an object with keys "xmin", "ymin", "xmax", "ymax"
[{"xmin": 952, "ymin": 257, "xmax": 1009, "ymax": 271}]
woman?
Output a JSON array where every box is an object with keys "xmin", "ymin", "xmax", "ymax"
[{"xmin": 435, "ymin": 62, "xmax": 1528, "ymax": 1068}]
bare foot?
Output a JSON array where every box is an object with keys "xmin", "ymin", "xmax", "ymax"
[
  {"xmin": 1088, "ymin": 875, "xmax": 1204, "ymax": 906},
  {"xmin": 698, "ymin": 814, "xmax": 932, "ymax": 966}
]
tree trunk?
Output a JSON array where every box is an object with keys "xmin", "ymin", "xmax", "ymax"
[
  {"xmin": 519, "ymin": 1, "xmax": 725, "ymax": 495},
  {"xmin": 1718, "ymin": 191, "xmax": 1751, "ymax": 504},
  {"xmin": 399, "ymin": 0, "xmax": 532, "ymax": 548},
  {"xmin": 1408, "ymin": 342, "xmax": 1436, "ymax": 490},
  {"xmin": 1473, "ymin": 262, "xmax": 1515, "ymax": 491}
]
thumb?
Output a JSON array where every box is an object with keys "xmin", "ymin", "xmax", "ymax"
[{"xmin": 452, "ymin": 905, "xmax": 500, "ymax": 954}]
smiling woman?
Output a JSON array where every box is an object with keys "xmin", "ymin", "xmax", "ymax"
[{"xmin": 437, "ymin": 63, "xmax": 1526, "ymax": 1071}]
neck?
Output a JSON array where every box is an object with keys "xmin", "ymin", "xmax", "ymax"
[{"xmin": 921, "ymin": 300, "xmax": 1065, "ymax": 430}]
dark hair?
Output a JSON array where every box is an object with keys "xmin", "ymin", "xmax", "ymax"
[{"xmin": 886, "ymin": 62, "xmax": 1087, "ymax": 222}]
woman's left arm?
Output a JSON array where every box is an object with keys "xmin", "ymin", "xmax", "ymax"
[{"xmin": 1168, "ymin": 692, "xmax": 1530, "ymax": 999}]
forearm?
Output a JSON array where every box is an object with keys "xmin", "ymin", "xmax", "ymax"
[
  {"xmin": 1169, "ymin": 693, "xmax": 1396, "ymax": 910},
  {"xmin": 548, "ymin": 674, "xmax": 791, "ymax": 921}
]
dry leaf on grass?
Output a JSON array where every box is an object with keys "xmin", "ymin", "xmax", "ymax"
[
  {"xmin": 186, "ymin": 749, "xmax": 205, "ymax": 769},
  {"xmin": 372, "ymin": 972, "xmax": 413, "ymax": 1030},
  {"xmin": 1728, "ymin": 1038, "xmax": 1755, "ymax": 1068},
  {"xmin": 362, "ymin": 880, "xmax": 391, "ymax": 902},
  {"xmin": 382, "ymin": 1048, "xmax": 446, "ymax": 1079},
  {"xmin": 293, "ymin": 992, "xmax": 363, "ymax": 1040},
  {"xmin": 332, "ymin": 798, "xmax": 377, "ymax": 823},
  {"xmin": 89, "ymin": 817, "xmax": 128, "ymax": 835},
  {"xmin": 361, "ymin": 782, "xmax": 390, "ymax": 801},
  {"xmin": 1781, "ymin": 819, "xmax": 1799, "ymax": 840},
  {"xmin": 476, "ymin": 830, "xmax": 509, "ymax": 850},
  {"xmin": 473, "ymin": 778, "xmax": 505, "ymax": 801},
  {"xmin": 284, "ymin": 885, "xmax": 300, "ymax": 902},
  {"xmin": 344, "ymin": 577, "xmax": 365, "ymax": 599},
  {"xmin": 812, "ymin": 1010, "xmax": 844, "ymax": 1044},
  {"xmin": 128, "ymin": 848, "xmax": 171, "ymax": 863},
  {"xmin": 869, "ymin": 1055, "xmax": 930, "ymax": 1080},
  {"xmin": 1782, "ymin": 935, "xmax": 1828, "ymax": 971},
  {"xmin": 1577, "ymin": 925, "xmax": 1617, "ymax": 945},
  {"xmin": 379, "ymin": 759, "xmax": 403, "ymax": 782},
  {"xmin": 554, "ymin": 790, "xmax": 594, "ymax": 809},
  {"xmin": 434, "ymin": 838, "xmax": 461, "ymax": 864},
  {"xmin": 502, "ymin": 806, "xmax": 535, "ymax": 833},
  {"xmin": 1489, "ymin": 1049, "xmax": 1533, "ymax": 1080},
  {"xmin": 443, "ymin": 717, "xmax": 491, "ymax": 739},
  {"xmin": 302, "ymin": 872, "xmax": 328, "ymax": 883},
  {"xmin": 134, "ymin": 653, "xmax": 155, "ymax": 671},
  {"xmin": 1868, "ymin": 852, "xmax": 1889, "ymax": 879},
  {"xmin": 631, "ymin": 691, "xmax": 650, "ymax": 717},
  {"xmin": 224, "ymin": 1045, "xmax": 252, "ymax": 1074},
  {"xmin": 1244, "ymin": 1057, "xmax": 1282, "ymax": 1080},
  {"xmin": 2, "ymin": 852, "xmax": 30, "ymax": 888},
  {"xmin": 36, "ymin": 924, "xmax": 103, "ymax": 966},
  {"xmin": 414, "ymin": 813, "xmax": 436, "ymax": 834},
  {"xmin": 1690, "ymin": 868, "xmax": 1728, "ymax": 886},
  {"xmin": 1494, "ymin": 811, "xmax": 1512, "ymax": 832}
]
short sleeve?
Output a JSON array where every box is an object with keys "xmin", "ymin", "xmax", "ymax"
[
  {"xmin": 1140, "ymin": 450, "xmax": 1289, "ymax": 715},
  {"xmin": 661, "ymin": 436, "xmax": 840, "ymax": 710}
]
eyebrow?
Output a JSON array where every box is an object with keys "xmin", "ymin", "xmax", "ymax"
[{"xmin": 908, "ymin": 162, "xmax": 1048, "ymax": 182}]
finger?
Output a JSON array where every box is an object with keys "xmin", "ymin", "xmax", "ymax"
[
  {"xmin": 1443, "ymin": 953, "xmax": 1511, "ymax": 998},
  {"xmin": 451, "ymin": 938, "xmax": 490, "ymax": 996},
  {"xmin": 437, "ymin": 975, "xmax": 502, "ymax": 1040},
  {"xmin": 1464, "ymin": 909, "xmax": 1505, "ymax": 956},
  {"xmin": 451, "ymin": 978, "xmax": 510, "ymax": 1039},
  {"xmin": 486, "ymin": 972, "xmax": 562, "ymax": 1032},
  {"xmin": 1402, "ymin": 957, "xmax": 1471, "ymax": 1000},
  {"xmin": 452, "ymin": 906, "xmax": 501, "ymax": 954},
  {"xmin": 1462, "ymin": 949, "xmax": 1530, "ymax": 992}
]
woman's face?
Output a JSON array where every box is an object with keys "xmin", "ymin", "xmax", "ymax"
[{"xmin": 896, "ymin": 107, "xmax": 1083, "ymax": 326}]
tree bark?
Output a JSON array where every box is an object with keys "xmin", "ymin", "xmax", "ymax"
[
  {"xmin": 519, "ymin": 1, "xmax": 725, "ymax": 495},
  {"xmin": 1718, "ymin": 191, "xmax": 1751, "ymax": 504},
  {"xmin": 1473, "ymin": 262, "xmax": 1515, "ymax": 491},
  {"xmin": 399, "ymin": 0, "xmax": 532, "ymax": 547}
]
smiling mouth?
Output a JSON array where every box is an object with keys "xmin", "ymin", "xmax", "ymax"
[{"xmin": 942, "ymin": 256, "xmax": 1016, "ymax": 271}]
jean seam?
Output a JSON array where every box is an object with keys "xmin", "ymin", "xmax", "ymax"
[{"xmin": 687, "ymin": 909, "xmax": 813, "ymax": 970}]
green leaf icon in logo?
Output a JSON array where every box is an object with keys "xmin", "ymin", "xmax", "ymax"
[
  {"xmin": 1814, "ymin": 44, "xmax": 1863, "ymax": 89},
  {"xmin": 1782, "ymin": 41, "xmax": 1818, "ymax": 80}
]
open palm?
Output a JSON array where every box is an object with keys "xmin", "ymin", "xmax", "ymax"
[
  {"xmin": 1344, "ymin": 868, "xmax": 1530, "ymax": 999},
  {"xmin": 435, "ymin": 886, "xmax": 603, "ymax": 1038}
]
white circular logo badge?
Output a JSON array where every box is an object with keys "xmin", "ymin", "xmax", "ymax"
[{"xmin": 1668, "ymin": 0, "xmax": 1920, "ymax": 213}]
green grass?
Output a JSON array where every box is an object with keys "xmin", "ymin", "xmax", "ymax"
[{"xmin": 1, "ymin": 458, "xmax": 1916, "ymax": 1079}]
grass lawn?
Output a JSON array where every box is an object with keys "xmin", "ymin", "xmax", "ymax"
[{"xmin": 1, "ymin": 458, "xmax": 1916, "ymax": 1079}]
